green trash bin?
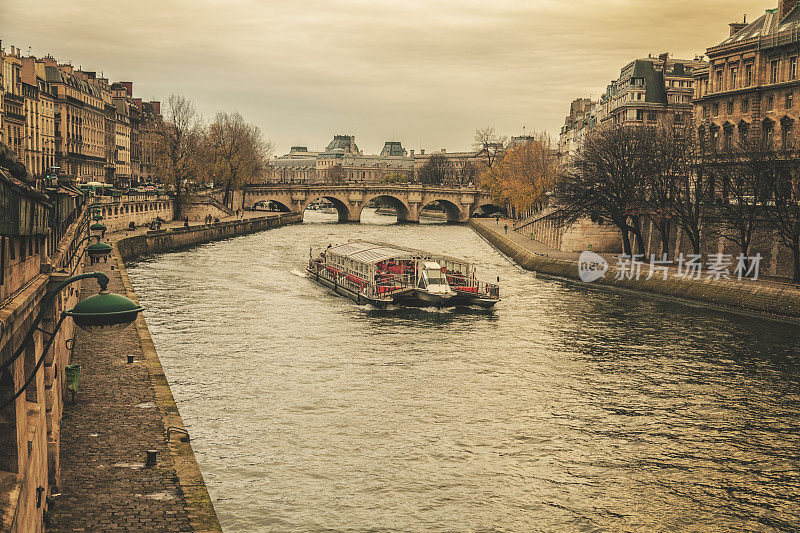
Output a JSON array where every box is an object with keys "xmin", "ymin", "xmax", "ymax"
[{"xmin": 65, "ymin": 364, "xmax": 82, "ymax": 404}]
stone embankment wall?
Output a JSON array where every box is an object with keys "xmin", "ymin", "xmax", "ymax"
[
  {"xmin": 94, "ymin": 198, "xmax": 173, "ymax": 233},
  {"xmin": 516, "ymin": 208, "xmax": 623, "ymax": 253},
  {"xmin": 471, "ymin": 219, "xmax": 800, "ymax": 320},
  {"xmin": 117, "ymin": 213, "xmax": 300, "ymax": 261},
  {"xmin": 181, "ymin": 196, "xmax": 234, "ymax": 222}
]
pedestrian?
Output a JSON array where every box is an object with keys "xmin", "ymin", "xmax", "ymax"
[
  {"xmin": 504, "ymin": 224, "xmax": 508, "ymax": 235},
  {"xmin": 184, "ymin": 216, "xmax": 189, "ymax": 228}
]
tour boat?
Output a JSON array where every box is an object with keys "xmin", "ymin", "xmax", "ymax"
[{"xmin": 307, "ymin": 241, "xmax": 500, "ymax": 308}]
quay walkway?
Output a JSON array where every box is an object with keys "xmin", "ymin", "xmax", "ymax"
[{"xmin": 45, "ymin": 216, "xmax": 275, "ymax": 531}]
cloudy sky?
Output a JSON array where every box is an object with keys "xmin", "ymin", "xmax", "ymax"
[{"xmin": 1, "ymin": 0, "xmax": 778, "ymax": 154}]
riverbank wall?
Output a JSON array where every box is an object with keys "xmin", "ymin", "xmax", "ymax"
[
  {"xmin": 469, "ymin": 218, "xmax": 800, "ymax": 320},
  {"xmin": 116, "ymin": 213, "xmax": 300, "ymax": 261}
]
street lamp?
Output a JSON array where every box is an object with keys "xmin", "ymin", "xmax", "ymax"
[
  {"xmin": 0, "ymin": 272, "xmax": 143, "ymax": 411},
  {"xmin": 90, "ymin": 221, "xmax": 107, "ymax": 238}
]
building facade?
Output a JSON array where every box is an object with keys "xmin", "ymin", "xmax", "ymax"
[
  {"xmin": 1, "ymin": 46, "xmax": 162, "ymax": 186},
  {"xmin": 558, "ymin": 98, "xmax": 598, "ymax": 163},
  {"xmin": 600, "ymin": 53, "xmax": 704, "ymax": 127},
  {"xmin": 694, "ymin": 0, "xmax": 800, "ymax": 150}
]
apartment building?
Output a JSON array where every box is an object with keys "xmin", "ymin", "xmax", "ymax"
[
  {"xmin": 600, "ymin": 53, "xmax": 705, "ymax": 127},
  {"xmin": 694, "ymin": 0, "xmax": 800, "ymax": 150}
]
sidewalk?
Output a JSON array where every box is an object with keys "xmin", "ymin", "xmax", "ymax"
[{"xmin": 48, "ymin": 252, "xmax": 215, "ymax": 531}]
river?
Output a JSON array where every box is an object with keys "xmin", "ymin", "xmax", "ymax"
[{"xmin": 126, "ymin": 208, "xmax": 800, "ymax": 532}]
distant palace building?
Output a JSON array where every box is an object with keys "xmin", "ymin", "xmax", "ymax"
[
  {"xmin": 694, "ymin": 0, "xmax": 800, "ymax": 150},
  {"xmin": 269, "ymin": 135, "xmax": 416, "ymax": 183}
]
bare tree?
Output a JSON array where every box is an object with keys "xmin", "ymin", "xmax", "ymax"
[
  {"xmin": 709, "ymin": 133, "xmax": 774, "ymax": 267},
  {"xmin": 208, "ymin": 112, "xmax": 273, "ymax": 209},
  {"xmin": 153, "ymin": 94, "xmax": 205, "ymax": 219},
  {"xmin": 417, "ymin": 154, "xmax": 455, "ymax": 185},
  {"xmin": 668, "ymin": 127, "xmax": 714, "ymax": 256},
  {"xmin": 765, "ymin": 150, "xmax": 800, "ymax": 281},
  {"xmin": 473, "ymin": 126, "xmax": 507, "ymax": 169},
  {"xmin": 326, "ymin": 164, "xmax": 346, "ymax": 183},
  {"xmin": 557, "ymin": 126, "xmax": 650, "ymax": 256}
]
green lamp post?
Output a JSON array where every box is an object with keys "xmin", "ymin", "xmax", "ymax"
[
  {"xmin": 87, "ymin": 241, "xmax": 113, "ymax": 263},
  {"xmin": 0, "ymin": 272, "xmax": 144, "ymax": 411},
  {"xmin": 90, "ymin": 222, "xmax": 107, "ymax": 240}
]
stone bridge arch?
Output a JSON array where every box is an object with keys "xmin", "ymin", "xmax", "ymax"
[
  {"xmin": 361, "ymin": 193, "xmax": 413, "ymax": 223},
  {"xmin": 300, "ymin": 194, "xmax": 354, "ymax": 223},
  {"xmin": 420, "ymin": 198, "xmax": 464, "ymax": 223}
]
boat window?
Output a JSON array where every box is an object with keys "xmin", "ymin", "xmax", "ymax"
[{"xmin": 424, "ymin": 269, "xmax": 446, "ymax": 285}]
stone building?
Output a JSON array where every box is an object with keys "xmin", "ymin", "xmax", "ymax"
[
  {"xmin": 1, "ymin": 48, "xmax": 24, "ymax": 163},
  {"xmin": 268, "ymin": 136, "xmax": 416, "ymax": 183},
  {"xmin": 694, "ymin": 0, "xmax": 800, "ymax": 150},
  {"xmin": 558, "ymin": 98, "xmax": 599, "ymax": 163},
  {"xmin": 599, "ymin": 53, "xmax": 704, "ymax": 127},
  {"xmin": 0, "ymin": 145, "xmax": 86, "ymax": 532}
]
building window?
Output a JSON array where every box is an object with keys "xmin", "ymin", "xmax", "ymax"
[
  {"xmin": 740, "ymin": 123, "xmax": 749, "ymax": 143},
  {"xmin": 703, "ymin": 106, "xmax": 709, "ymax": 118},
  {"xmin": 783, "ymin": 121, "xmax": 793, "ymax": 149},
  {"xmin": 636, "ymin": 109, "xmax": 644, "ymax": 121},
  {"xmin": 647, "ymin": 112, "xmax": 657, "ymax": 122},
  {"xmin": 767, "ymin": 96, "xmax": 774, "ymax": 111},
  {"xmin": 792, "ymin": 57, "xmax": 798, "ymax": 80},
  {"xmin": 724, "ymin": 127, "xmax": 733, "ymax": 151},
  {"xmin": 731, "ymin": 68, "xmax": 738, "ymax": 89},
  {"xmin": 716, "ymin": 70, "xmax": 723, "ymax": 91},
  {"xmin": 727, "ymin": 100, "xmax": 734, "ymax": 114},
  {"xmin": 771, "ymin": 60, "xmax": 779, "ymax": 83},
  {"xmin": 742, "ymin": 99, "xmax": 749, "ymax": 113},
  {"xmin": 712, "ymin": 103, "xmax": 720, "ymax": 116},
  {"xmin": 787, "ymin": 92, "xmax": 794, "ymax": 109}
]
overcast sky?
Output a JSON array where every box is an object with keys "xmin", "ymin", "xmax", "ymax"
[{"xmin": 1, "ymin": 0, "xmax": 778, "ymax": 154}]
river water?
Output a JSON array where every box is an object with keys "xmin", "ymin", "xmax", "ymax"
[{"xmin": 126, "ymin": 209, "xmax": 800, "ymax": 532}]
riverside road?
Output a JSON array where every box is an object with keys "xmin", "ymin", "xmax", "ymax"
[{"xmin": 126, "ymin": 208, "xmax": 800, "ymax": 532}]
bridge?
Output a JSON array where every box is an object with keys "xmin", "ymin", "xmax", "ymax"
[{"xmin": 232, "ymin": 184, "xmax": 498, "ymax": 223}]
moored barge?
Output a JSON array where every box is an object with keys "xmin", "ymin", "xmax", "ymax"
[{"xmin": 307, "ymin": 241, "xmax": 500, "ymax": 308}]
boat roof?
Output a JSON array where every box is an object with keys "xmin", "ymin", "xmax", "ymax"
[
  {"xmin": 326, "ymin": 240, "xmax": 472, "ymax": 267},
  {"xmin": 327, "ymin": 241, "xmax": 412, "ymax": 263}
]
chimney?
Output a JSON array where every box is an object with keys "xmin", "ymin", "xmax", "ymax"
[
  {"xmin": 730, "ymin": 18, "xmax": 748, "ymax": 36},
  {"xmin": 440, "ymin": 148, "xmax": 446, "ymax": 153},
  {"xmin": 410, "ymin": 149, "xmax": 415, "ymax": 157},
  {"xmin": 120, "ymin": 81, "xmax": 133, "ymax": 96},
  {"xmin": 420, "ymin": 149, "xmax": 425, "ymax": 155},
  {"xmin": 780, "ymin": 0, "xmax": 799, "ymax": 19}
]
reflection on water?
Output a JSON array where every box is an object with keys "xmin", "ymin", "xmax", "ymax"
[{"xmin": 127, "ymin": 208, "xmax": 800, "ymax": 532}]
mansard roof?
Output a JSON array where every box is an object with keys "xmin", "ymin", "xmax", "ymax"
[{"xmin": 718, "ymin": 6, "xmax": 800, "ymax": 47}]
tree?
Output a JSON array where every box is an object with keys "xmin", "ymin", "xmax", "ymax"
[
  {"xmin": 459, "ymin": 161, "xmax": 479, "ymax": 186},
  {"xmin": 381, "ymin": 172, "xmax": 413, "ymax": 184},
  {"xmin": 765, "ymin": 148, "xmax": 800, "ymax": 281},
  {"xmin": 153, "ymin": 94, "xmax": 205, "ymax": 220},
  {"xmin": 326, "ymin": 164, "xmax": 346, "ymax": 183},
  {"xmin": 557, "ymin": 126, "xmax": 651, "ymax": 256},
  {"xmin": 709, "ymin": 132, "xmax": 774, "ymax": 268},
  {"xmin": 417, "ymin": 154, "xmax": 455, "ymax": 185},
  {"xmin": 669, "ymin": 126, "xmax": 713, "ymax": 256},
  {"xmin": 208, "ymin": 112, "xmax": 273, "ymax": 209},
  {"xmin": 473, "ymin": 126, "xmax": 507, "ymax": 169},
  {"xmin": 480, "ymin": 132, "xmax": 557, "ymax": 219}
]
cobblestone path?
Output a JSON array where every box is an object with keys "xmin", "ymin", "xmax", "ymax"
[{"xmin": 48, "ymin": 256, "xmax": 193, "ymax": 532}]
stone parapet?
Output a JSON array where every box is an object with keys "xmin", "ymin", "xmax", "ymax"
[{"xmin": 116, "ymin": 213, "xmax": 301, "ymax": 261}]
